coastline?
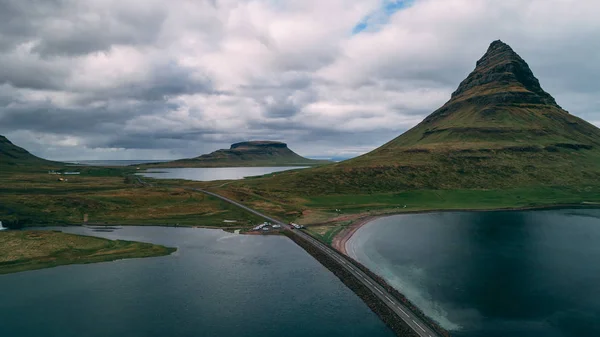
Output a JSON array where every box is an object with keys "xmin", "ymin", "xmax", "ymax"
[
  {"xmin": 332, "ymin": 215, "xmax": 381, "ymax": 256},
  {"xmin": 330, "ymin": 202, "xmax": 600, "ymax": 256}
]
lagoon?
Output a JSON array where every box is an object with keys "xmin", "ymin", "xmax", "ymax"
[
  {"xmin": 347, "ymin": 209, "xmax": 600, "ymax": 337},
  {"xmin": 136, "ymin": 166, "xmax": 307, "ymax": 182},
  {"xmin": 0, "ymin": 226, "xmax": 393, "ymax": 337}
]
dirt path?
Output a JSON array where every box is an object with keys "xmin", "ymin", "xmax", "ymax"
[{"xmin": 331, "ymin": 215, "xmax": 380, "ymax": 256}]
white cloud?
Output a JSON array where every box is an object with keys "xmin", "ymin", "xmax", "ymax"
[{"xmin": 0, "ymin": 0, "xmax": 599, "ymax": 160}]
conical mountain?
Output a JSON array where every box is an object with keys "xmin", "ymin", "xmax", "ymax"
[
  {"xmin": 244, "ymin": 41, "xmax": 600, "ymax": 193},
  {"xmin": 357, "ymin": 40, "xmax": 600, "ymax": 160},
  {"xmin": 0, "ymin": 134, "xmax": 55, "ymax": 167}
]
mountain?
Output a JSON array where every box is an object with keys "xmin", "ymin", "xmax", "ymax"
[
  {"xmin": 238, "ymin": 41, "xmax": 600, "ymax": 194},
  {"xmin": 142, "ymin": 141, "xmax": 332, "ymax": 168},
  {"xmin": 0, "ymin": 135, "xmax": 56, "ymax": 167}
]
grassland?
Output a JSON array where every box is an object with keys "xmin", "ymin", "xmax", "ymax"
[
  {"xmin": 3, "ymin": 160, "xmax": 599, "ymax": 234},
  {"xmin": 306, "ymin": 223, "xmax": 349, "ymax": 245},
  {"xmin": 0, "ymin": 230, "xmax": 176, "ymax": 274},
  {"xmin": 0, "ymin": 166, "xmax": 265, "ymax": 228},
  {"xmin": 162, "ymin": 175, "xmax": 600, "ymax": 226}
]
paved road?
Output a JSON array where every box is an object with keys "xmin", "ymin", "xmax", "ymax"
[{"xmin": 192, "ymin": 187, "xmax": 441, "ymax": 337}]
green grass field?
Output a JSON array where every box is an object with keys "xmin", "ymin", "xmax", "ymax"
[
  {"xmin": 0, "ymin": 167, "xmax": 265, "ymax": 228},
  {"xmin": 0, "ymin": 230, "xmax": 176, "ymax": 274},
  {"xmin": 3, "ymin": 163, "xmax": 599, "ymax": 231}
]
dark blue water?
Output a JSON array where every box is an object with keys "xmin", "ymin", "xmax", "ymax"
[
  {"xmin": 347, "ymin": 209, "xmax": 600, "ymax": 337},
  {"xmin": 0, "ymin": 227, "xmax": 393, "ymax": 337},
  {"xmin": 137, "ymin": 167, "xmax": 307, "ymax": 182}
]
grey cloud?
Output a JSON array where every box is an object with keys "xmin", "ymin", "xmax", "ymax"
[
  {"xmin": 0, "ymin": 0, "xmax": 599, "ymax": 161},
  {"xmin": 263, "ymin": 99, "xmax": 300, "ymax": 118},
  {"xmin": 0, "ymin": 99, "xmax": 168, "ymax": 136},
  {"xmin": 0, "ymin": 0, "xmax": 166, "ymax": 57},
  {"xmin": 0, "ymin": 52, "xmax": 71, "ymax": 90},
  {"xmin": 31, "ymin": 10, "xmax": 166, "ymax": 57},
  {"xmin": 0, "ymin": 0, "xmax": 66, "ymax": 51},
  {"xmin": 73, "ymin": 63, "xmax": 216, "ymax": 103}
]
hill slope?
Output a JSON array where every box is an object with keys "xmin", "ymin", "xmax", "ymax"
[
  {"xmin": 142, "ymin": 141, "xmax": 331, "ymax": 168},
  {"xmin": 232, "ymin": 41, "xmax": 600, "ymax": 195},
  {"xmin": 0, "ymin": 135, "xmax": 57, "ymax": 167}
]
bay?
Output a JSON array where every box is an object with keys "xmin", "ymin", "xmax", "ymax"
[
  {"xmin": 0, "ymin": 226, "xmax": 394, "ymax": 337},
  {"xmin": 347, "ymin": 209, "xmax": 600, "ymax": 337}
]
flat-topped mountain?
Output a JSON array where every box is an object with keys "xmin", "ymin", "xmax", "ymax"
[
  {"xmin": 237, "ymin": 41, "xmax": 600, "ymax": 194},
  {"xmin": 143, "ymin": 141, "xmax": 331, "ymax": 168},
  {"xmin": 0, "ymin": 135, "xmax": 56, "ymax": 167}
]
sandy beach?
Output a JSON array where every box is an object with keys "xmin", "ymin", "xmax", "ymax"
[{"xmin": 331, "ymin": 215, "xmax": 380, "ymax": 256}]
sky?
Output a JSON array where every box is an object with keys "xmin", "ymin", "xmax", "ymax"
[{"xmin": 0, "ymin": 0, "xmax": 599, "ymax": 161}]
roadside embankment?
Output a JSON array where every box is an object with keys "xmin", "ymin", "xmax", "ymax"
[
  {"xmin": 328, "ymin": 215, "xmax": 451, "ymax": 336},
  {"xmin": 347, "ymin": 253, "xmax": 451, "ymax": 337},
  {"xmin": 283, "ymin": 231, "xmax": 421, "ymax": 337}
]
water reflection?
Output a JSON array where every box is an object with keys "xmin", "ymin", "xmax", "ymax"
[
  {"xmin": 348, "ymin": 209, "xmax": 600, "ymax": 337},
  {"xmin": 136, "ymin": 166, "xmax": 308, "ymax": 181},
  {"xmin": 0, "ymin": 226, "xmax": 394, "ymax": 337}
]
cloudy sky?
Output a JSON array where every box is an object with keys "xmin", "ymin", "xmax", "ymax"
[{"xmin": 0, "ymin": 0, "xmax": 599, "ymax": 160}]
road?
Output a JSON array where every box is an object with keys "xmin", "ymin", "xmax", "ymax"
[{"xmin": 193, "ymin": 188, "xmax": 441, "ymax": 337}]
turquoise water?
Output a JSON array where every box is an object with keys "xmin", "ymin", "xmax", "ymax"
[
  {"xmin": 136, "ymin": 167, "xmax": 307, "ymax": 181},
  {"xmin": 0, "ymin": 227, "xmax": 393, "ymax": 337},
  {"xmin": 347, "ymin": 209, "xmax": 600, "ymax": 337}
]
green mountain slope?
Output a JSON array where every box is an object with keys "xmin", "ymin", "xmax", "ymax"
[
  {"xmin": 233, "ymin": 41, "xmax": 600, "ymax": 195},
  {"xmin": 0, "ymin": 135, "xmax": 56, "ymax": 167},
  {"xmin": 142, "ymin": 141, "xmax": 331, "ymax": 168}
]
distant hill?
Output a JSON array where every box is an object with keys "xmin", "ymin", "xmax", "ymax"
[
  {"xmin": 0, "ymin": 135, "xmax": 57, "ymax": 167},
  {"xmin": 141, "ymin": 141, "xmax": 332, "ymax": 168},
  {"xmin": 237, "ymin": 41, "xmax": 600, "ymax": 194}
]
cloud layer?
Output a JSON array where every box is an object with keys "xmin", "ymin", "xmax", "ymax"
[{"xmin": 0, "ymin": 0, "xmax": 599, "ymax": 160}]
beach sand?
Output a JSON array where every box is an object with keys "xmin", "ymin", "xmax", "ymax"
[{"xmin": 331, "ymin": 216, "xmax": 380, "ymax": 256}]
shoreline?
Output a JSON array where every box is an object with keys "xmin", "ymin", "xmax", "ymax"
[
  {"xmin": 331, "ymin": 215, "xmax": 381, "ymax": 256},
  {"xmin": 324, "ymin": 202, "xmax": 600, "ymax": 337},
  {"xmin": 330, "ymin": 202, "xmax": 600, "ymax": 256}
]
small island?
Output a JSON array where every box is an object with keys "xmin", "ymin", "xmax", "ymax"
[{"xmin": 0, "ymin": 230, "xmax": 176, "ymax": 275}]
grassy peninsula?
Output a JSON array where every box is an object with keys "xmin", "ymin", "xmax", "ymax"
[{"xmin": 0, "ymin": 230, "xmax": 176, "ymax": 275}]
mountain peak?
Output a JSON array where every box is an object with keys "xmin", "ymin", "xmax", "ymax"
[
  {"xmin": 449, "ymin": 40, "xmax": 559, "ymax": 108},
  {"xmin": 485, "ymin": 39, "xmax": 514, "ymax": 56},
  {"xmin": 250, "ymin": 42, "xmax": 600, "ymax": 194}
]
